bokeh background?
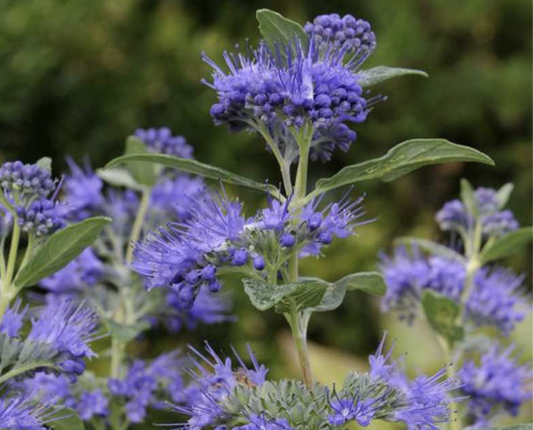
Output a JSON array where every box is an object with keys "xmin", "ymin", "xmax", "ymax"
[{"xmin": 1, "ymin": 0, "xmax": 531, "ymax": 427}]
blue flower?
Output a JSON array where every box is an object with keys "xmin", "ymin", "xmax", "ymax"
[
  {"xmin": 0, "ymin": 390, "xmax": 55, "ymax": 430},
  {"xmin": 64, "ymin": 157, "xmax": 105, "ymax": 221},
  {"xmin": 304, "ymin": 14, "xmax": 376, "ymax": 56},
  {"xmin": 460, "ymin": 345, "xmax": 532, "ymax": 427},
  {"xmin": 28, "ymin": 299, "xmax": 99, "ymax": 381},
  {"xmin": 203, "ymin": 16, "xmax": 382, "ymax": 163},
  {"xmin": 174, "ymin": 343, "xmax": 268, "ymax": 428},
  {"xmin": 135, "ymin": 127, "xmax": 194, "ymax": 158},
  {"xmin": 435, "ymin": 187, "xmax": 519, "ymax": 238},
  {"xmin": 151, "ymin": 175, "xmax": 205, "ymax": 221},
  {"xmin": 0, "ymin": 161, "xmax": 56, "ymax": 206},
  {"xmin": 0, "ymin": 299, "xmax": 28, "ymax": 338},
  {"xmin": 235, "ymin": 414, "xmax": 293, "ymax": 430},
  {"xmin": 108, "ymin": 351, "xmax": 184, "ymax": 423},
  {"xmin": 328, "ymin": 397, "xmax": 378, "ymax": 426},
  {"xmin": 368, "ymin": 334, "xmax": 460, "ymax": 430},
  {"xmin": 40, "ymin": 248, "xmax": 104, "ymax": 295},
  {"xmin": 16, "ymin": 198, "xmax": 66, "ymax": 237}
]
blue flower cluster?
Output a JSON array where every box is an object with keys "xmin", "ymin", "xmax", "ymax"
[
  {"xmin": 460, "ymin": 346, "xmax": 532, "ymax": 427},
  {"xmin": 380, "ymin": 249, "xmax": 527, "ymax": 334},
  {"xmin": 108, "ymin": 352, "xmax": 184, "ymax": 423},
  {"xmin": 203, "ymin": 14, "xmax": 382, "ymax": 162},
  {"xmin": 0, "ymin": 160, "xmax": 66, "ymax": 237},
  {"xmin": 134, "ymin": 188, "xmax": 369, "ymax": 309},
  {"xmin": 0, "ymin": 390, "xmax": 55, "ymax": 430},
  {"xmin": 134, "ymin": 127, "xmax": 194, "ymax": 158},
  {"xmin": 304, "ymin": 14, "xmax": 376, "ymax": 55},
  {"xmin": 436, "ymin": 187, "xmax": 519, "ymax": 238},
  {"xmin": 173, "ymin": 336, "xmax": 459, "ymax": 430}
]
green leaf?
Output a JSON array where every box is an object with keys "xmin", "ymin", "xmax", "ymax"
[
  {"xmin": 256, "ymin": 9, "xmax": 308, "ymax": 52},
  {"xmin": 480, "ymin": 227, "xmax": 533, "ymax": 264},
  {"xmin": 335, "ymin": 271, "xmax": 386, "ymax": 296},
  {"xmin": 102, "ymin": 318, "xmax": 151, "ymax": 343},
  {"xmin": 460, "ymin": 178, "xmax": 478, "ymax": 217},
  {"xmin": 275, "ymin": 278, "xmax": 329, "ymax": 313},
  {"xmin": 395, "ymin": 237, "xmax": 466, "ymax": 262},
  {"xmin": 36, "ymin": 157, "xmax": 52, "ymax": 172},
  {"xmin": 96, "ymin": 167, "xmax": 144, "ymax": 191},
  {"xmin": 50, "ymin": 409, "xmax": 85, "ymax": 430},
  {"xmin": 310, "ymin": 139, "xmax": 494, "ymax": 198},
  {"xmin": 124, "ymin": 136, "xmax": 159, "ymax": 187},
  {"xmin": 243, "ymin": 279, "xmax": 299, "ymax": 311},
  {"xmin": 421, "ymin": 290, "xmax": 464, "ymax": 347},
  {"xmin": 308, "ymin": 282, "xmax": 346, "ymax": 312},
  {"xmin": 14, "ymin": 217, "xmax": 111, "ymax": 288},
  {"xmin": 105, "ymin": 153, "xmax": 281, "ymax": 199},
  {"xmin": 359, "ymin": 66, "xmax": 428, "ymax": 87},
  {"xmin": 496, "ymin": 182, "xmax": 514, "ymax": 209}
]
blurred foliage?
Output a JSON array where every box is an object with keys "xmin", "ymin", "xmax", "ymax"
[{"xmin": 0, "ymin": 0, "xmax": 531, "ymax": 427}]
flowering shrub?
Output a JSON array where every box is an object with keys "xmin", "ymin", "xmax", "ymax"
[{"xmin": 0, "ymin": 8, "xmax": 530, "ymax": 430}]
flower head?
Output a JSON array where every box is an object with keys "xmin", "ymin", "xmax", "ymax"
[
  {"xmin": 203, "ymin": 14, "xmax": 382, "ymax": 163},
  {"xmin": 135, "ymin": 127, "xmax": 194, "ymax": 158},
  {"xmin": 28, "ymin": 299, "xmax": 99, "ymax": 381},
  {"xmin": 0, "ymin": 161, "xmax": 55, "ymax": 206},
  {"xmin": 460, "ymin": 346, "xmax": 532, "ymax": 426},
  {"xmin": 64, "ymin": 157, "xmax": 104, "ymax": 221},
  {"xmin": 0, "ymin": 299, "xmax": 28, "ymax": 338},
  {"xmin": 0, "ymin": 391, "xmax": 55, "ymax": 430}
]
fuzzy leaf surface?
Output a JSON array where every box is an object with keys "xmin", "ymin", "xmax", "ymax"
[
  {"xmin": 14, "ymin": 217, "xmax": 111, "ymax": 288},
  {"xmin": 359, "ymin": 66, "xmax": 428, "ymax": 87},
  {"xmin": 310, "ymin": 139, "xmax": 494, "ymax": 198}
]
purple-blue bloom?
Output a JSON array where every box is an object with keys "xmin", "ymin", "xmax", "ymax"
[
  {"xmin": 28, "ymin": 299, "xmax": 99, "ymax": 381},
  {"xmin": 173, "ymin": 343, "xmax": 268, "ymax": 428},
  {"xmin": 460, "ymin": 345, "xmax": 532, "ymax": 427},
  {"xmin": 40, "ymin": 248, "xmax": 104, "ymax": 295},
  {"xmin": 16, "ymin": 198, "xmax": 66, "ymax": 237},
  {"xmin": 108, "ymin": 351, "xmax": 184, "ymax": 423},
  {"xmin": 328, "ymin": 397, "xmax": 378, "ymax": 426},
  {"xmin": 0, "ymin": 161, "xmax": 56, "ymax": 206},
  {"xmin": 64, "ymin": 157, "xmax": 105, "ymax": 221},
  {"xmin": 203, "ymin": 14, "xmax": 382, "ymax": 162},
  {"xmin": 135, "ymin": 127, "xmax": 194, "ymax": 158},
  {"xmin": 305, "ymin": 14, "xmax": 376, "ymax": 55},
  {"xmin": 235, "ymin": 414, "xmax": 293, "ymax": 430},
  {"xmin": 380, "ymin": 248, "xmax": 528, "ymax": 334},
  {"xmin": 0, "ymin": 299, "xmax": 28, "ymax": 338},
  {"xmin": 0, "ymin": 390, "xmax": 55, "ymax": 430},
  {"xmin": 435, "ymin": 187, "xmax": 519, "ymax": 238},
  {"xmin": 368, "ymin": 335, "xmax": 460, "ymax": 430}
]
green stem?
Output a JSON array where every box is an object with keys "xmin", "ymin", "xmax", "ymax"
[
  {"xmin": 125, "ymin": 187, "xmax": 152, "ymax": 265},
  {"xmin": 257, "ymin": 125, "xmax": 293, "ymax": 196},
  {"xmin": 110, "ymin": 337, "xmax": 125, "ymax": 379},
  {"xmin": 0, "ymin": 361, "xmax": 56, "ymax": 385},
  {"xmin": 437, "ymin": 336, "xmax": 461, "ymax": 430},
  {"xmin": 285, "ymin": 129, "xmax": 314, "ymax": 387},
  {"xmin": 289, "ymin": 305, "xmax": 313, "ymax": 388},
  {"xmin": 4, "ymin": 222, "xmax": 21, "ymax": 288}
]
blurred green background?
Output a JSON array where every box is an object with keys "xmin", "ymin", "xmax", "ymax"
[{"xmin": 1, "ymin": 0, "xmax": 531, "ymax": 427}]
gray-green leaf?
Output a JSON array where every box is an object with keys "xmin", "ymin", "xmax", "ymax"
[
  {"xmin": 102, "ymin": 318, "xmax": 151, "ymax": 343},
  {"xmin": 96, "ymin": 167, "xmax": 144, "ymax": 191},
  {"xmin": 421, "ymin": 290, "xmax": 464, "ymax": 347},
  {"xmin": 335, "ymin": 271, "xmax": 386, "ymax": 296},
  {"xmin": 496, "ymin": 182, "xmax": 514, "ymax": 209},
  {"xmin": 49, "ymin": 409, "xmax": 85, "ymax": 430},
  {"xmin": 14, "ymin": 217, "xmax": 111, "ymax": 288},
  {"xmin": 309, "ymin": 139, "xmax": 494, "ymax": 198},
  {"xmin": 124, "ymin": 136, "xmax": 159, "ymax": 187},
  {"xmin": 256, "ymin": 9, "xmax": 308, "ymax": 52},
  {"xmin": 395, "ymin": 237, "xmax": 466, "ymax": 262},
  {"xmin": 480, "ymin": 227, "xmax": 533, "ymax": 264},
  {"xmin": 243, "ymin": 279, "xmax": 299, "ymax": 311},
  {"xmin": 359, "ymin": 66, "xmax": 428, "ymax": 88},
  {"xmin": 275, "ymin": 278, "xmax": 329, "ymax": 313},
  {"xmin": 105, "ymin": 153, "xmax": 281, "ymax": 199}
]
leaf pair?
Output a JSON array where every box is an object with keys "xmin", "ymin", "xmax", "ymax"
[{"xmin": 243, "ymin": 272, "xmax": 385, "ymax": 315}]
